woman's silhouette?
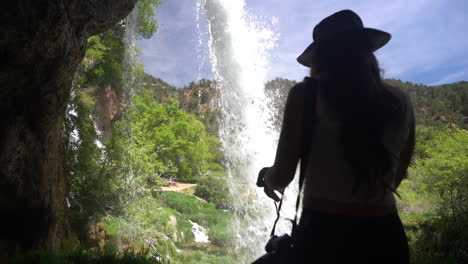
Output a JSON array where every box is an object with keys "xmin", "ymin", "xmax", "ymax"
[{"xmin": 260, "ymin": 10, "xmax": 414, "ymax": 263}]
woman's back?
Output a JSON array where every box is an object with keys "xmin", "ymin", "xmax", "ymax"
[{"xmin": 302, "ymin": 82, "xmax": 414, "ymax": 210}]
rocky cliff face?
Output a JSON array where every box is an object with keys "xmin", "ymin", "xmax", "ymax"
[
  {"xmin": 95, "ymin": 85, "xmax": 126, "ymax": 140},
  {"xmin": 0, "ymin": 0, "xmax": 137, "ymax": 250}
]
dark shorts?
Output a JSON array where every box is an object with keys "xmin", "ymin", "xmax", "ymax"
[{"xmin": 292, "ymin": 209, "xmax": 409, "ymax": 264}]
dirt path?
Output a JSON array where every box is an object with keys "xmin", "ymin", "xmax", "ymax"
[
  {"xmin": 160, "ymin": 181, "xmax": 197, "ymax": 194},
  {"xmin": 160, "ymin": 180, "xmax": 207, "ymax": 202}
]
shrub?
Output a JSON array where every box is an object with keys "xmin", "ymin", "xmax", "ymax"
[
  {"xmin": 173, "ymin": 250, "xmax": 236, "ymax": 264},
  {"xmin": 399, "ymin": 127, "xmax": 468, "ymax": 263},
  {"xmin": 155, "ymin": 192, "xmax": 233, "ymax": 247},
  {"xmin": 10, "ymin": 250, "xmax": 163, "ymax": 264},
  {"xmin": 123, "ymin": 198, "xmax": 194, "ymax": 244},
  {"xmin": 195, "ymin": 175, "xmax": 231, "ymax": 209},
  {"xmin": 415, "ymin": 128, "xmax": 468, "ymax": 215},
  {"xmin": 97, "ymin": 216, "xmax": 179, "ymax": 261},
  {"xmin": 406, "ymin": 212, "xmax": 468, "ymax": 264}
]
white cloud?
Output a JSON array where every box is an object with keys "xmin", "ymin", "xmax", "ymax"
[{"xmin": 431, "ymin": 67, "xmax": 468, "ymax": 85}]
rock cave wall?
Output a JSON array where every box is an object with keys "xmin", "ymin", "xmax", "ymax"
[{"xmin": 0, "ymin": 0, "xmax": 137, "ymax": 250}]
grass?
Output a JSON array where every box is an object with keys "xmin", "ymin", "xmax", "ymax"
[
  {"xmin": 194, "ymin": 174, "xmax": 231, "ymax": 210},
  {"xmin": 12, "ymin": 177, "xmax": 236, "ymax": 264},
  {"xmin": 403, "ymin": 212, "xmax": 468, "ymax": 264},
  {"xmin": 123, "ymin": 197, "xmax": 194, "ymax": 244},
  {"xmin": 67, "ymin": 191, "xmax": 235, "ymax": 263},
  {"xmin": 172, "ymin": 250, "xmax": 236, "ymax": 264},
  {"xmin": 155, "ymin": 191, "xmax": 234, "ymax": 247},
  {"xmin": 10, "ymin": 250, "xmax": 163, "ymax": 264}
]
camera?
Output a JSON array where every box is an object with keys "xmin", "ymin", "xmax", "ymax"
[{"xmin": 251, "ymin": 234, "xmax": 293, "ymax": 264}]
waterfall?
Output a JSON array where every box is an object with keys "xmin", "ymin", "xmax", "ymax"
[
  {"xmin": 123, "ymin": 6, "xmax": 140, "ymax": 96},
  {"xmin": 189, "ymin": 220, "xmax": 211, "ymax": 243},
  {"xmin": 198, "ymin": 0, "xmax": 299, "ymax": 262}
]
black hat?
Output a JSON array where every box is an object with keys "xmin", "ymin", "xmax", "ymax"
[{"xmin": 297, "ymin": 10, "xmax": 391, "ymax": 67}]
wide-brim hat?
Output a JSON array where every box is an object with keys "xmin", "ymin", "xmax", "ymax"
[{"xmin": 297, "ymin": 9, "xmax": 391, "ymax": 67}]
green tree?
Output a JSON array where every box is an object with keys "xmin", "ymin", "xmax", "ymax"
[
  {"xmin": 64, "ymin": 0, "xmax": 161, "ymax": 215},
  {"xmin": 417, "ymin": 128, "xmax": 468, "ymax": 215},
  {"xmin": 108, "ymin": 89, "xmax": 215, "ymax": 184},
  {"xmin": 136, "ymin": 0, "xmax": 161, "ymax": 39}
]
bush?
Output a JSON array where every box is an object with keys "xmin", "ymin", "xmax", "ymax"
[
  {"xmin": 123, "ymin": 198, "xmax": 194, "ymax": 244},
  {"xmin": 173, "ymin": 250, "xmax": 236, "ymax": 264},
  {"xmin": 207, "ymin": 223, "xmax": 234, "ymax": 247},
  {"xmin": 155, "ymin": 192, "xmax": 233, "ymax": 247},
  {"xmin": 415, "ymin": 128, "xmax": 468, "ymax": 215},
  {"xmin": 10, "ymin": 250, "xmax": 163, "ymax": 264},
  {"xmin": 399, "ymin": 127, "xmax": 468, "ymax": 263},
  {"xmin": 101, "ymin": 217, "xmax": 146, "ymax": 251},
  {"xmin": 195, "ymin": 175, "xmax": 231, "ymax": 209},
  {"xmin": 406, "ymin": 212, "xmax": 468, "ymax": 264},
  {"xmin": 96, "ymin": 216, "xmax": 179, "ymax": 261}
]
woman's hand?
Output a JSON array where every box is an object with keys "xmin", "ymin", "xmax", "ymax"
[
  {"xmin": 264, "ymin": 185, "xmax": 282, "ymax": 202},
  {"xmin": 258, "ymin": 167, "xmax": 283, "ymax": 202}
]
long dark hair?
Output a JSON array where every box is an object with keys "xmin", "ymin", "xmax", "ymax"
[{"xmin": 312, "ymin": 33, "xmax": 401, "ymax": 198}]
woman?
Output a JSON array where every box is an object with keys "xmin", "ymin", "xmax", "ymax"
[{"xmin": 260, "ymin": 10, "xmax": 415, "ymax": 263}]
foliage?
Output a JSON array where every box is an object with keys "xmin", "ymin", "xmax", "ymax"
[
  {"xmin": 136, "ymin": 74, "xmax": 179, "ymax": 103},
  {"xmin": 108, "ymin": 89, "xmax": 215, "ymax": 182},
  {"xmin": 10, "ymin": 250, "xmax": 163, "ymax": 264},
  {"xmin": 195, "ymin": 173, "xmax": 231, "ymax": 210},
  {"xmin": 398, "ymin": 126, "xmax": 468, "ymax": 262},
  {"xmin": 99, "ymin": 216, "xmax": 179, "ymax": 262},
  {"xmin": 77, "ymin": 0, "xmax": 160, "ymax": 89},
  {"xmin": 385, "ymin": 79, "xmax": 468, "ymax": 128},
  {"xmin": 73, "ymin": 193, "xmax": 234, "ymax": 262},
  {"xmin": 81, "ymin": 36, "xmax": 109, "ymax": 73},
  {"xmin": 178, "ymin": 79, "xmax": 220, "ymax": 137},
  {"xmin": 122, "ymin": 197, "xmax": 194, "ymax": 244},
  {"xmin": 66, "ymin": 0, "xmax": 162, "ymax": 215},
  {"xmin": 61, "ymin": 1, "xmax": 239, "ymax": 263},
  {"xmin": 408, "ymin": 128, "xmax": 468, "ymax": 215},
  {"xmin": 173, "ymin": 250, "xmax": 236, "ymax": 264},
  {"xmin": 136, "ymin": 0, "xmax": 162, "ymax": 39},
  {"xmin": 156, "ymin": 192, "xmax": 234, "ymax": 247},
  {"xmin": 64, "ymin": 87, "xmax": 122, "ymax": 220},
  {"xmin": 86, "ymin": 29, "xmax": 126, "ymax": 87},
  {"xmin": 405, "ymin": 212, "xmax": 468, "ymax": 264}
]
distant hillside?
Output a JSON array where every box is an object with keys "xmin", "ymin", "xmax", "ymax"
[
  {"xmin": 386, "ymin": 79, "xmax": 468, "ymax": 128},
  {"xmin": 136, "ymin": 74, "xmax": 220, "ymax": 135},
  {"xmin": 264, "ymin": 77, "xmax": 468, "ymax": 129},
  {"xmin": 135, "ymin": 74, "xmax": 468, "ymax": 135}
]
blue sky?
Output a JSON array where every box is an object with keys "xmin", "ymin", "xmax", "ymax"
[{"xmin": 138, "ymin": 0, "xmax": 468, "ymax": 88}]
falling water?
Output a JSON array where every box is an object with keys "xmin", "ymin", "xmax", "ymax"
[
  {"xmin": 198, "ymin": 0, "xmax": 299, "ymax": 262},
  {"xmin": 123, "ymin": 6, "xmax": 140, "ymax": 96},
  {"xmin": 119, "ymin": 7, "xmax": 140, "ymax": 199},
  {"xmin": 189, "ymin": 220, "xmax": 211, "ymax": 243}
]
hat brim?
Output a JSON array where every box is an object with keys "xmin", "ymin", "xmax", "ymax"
[{"xmin": 297, "ymin": 28, "xmax": 391, "ymax": 67}]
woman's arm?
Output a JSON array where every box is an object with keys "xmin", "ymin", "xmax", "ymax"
[
  {"xmin": 395, "ymin": 100, "xmax": 415, "ymax": 188},
  {"xmin": 264, "ymin": 83, "xmax": 305, "ymax": 192}
]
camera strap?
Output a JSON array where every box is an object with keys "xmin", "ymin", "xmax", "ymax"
[{"xmin": 269, "ymin": 77, "xmax": 318, "ymax": 238}]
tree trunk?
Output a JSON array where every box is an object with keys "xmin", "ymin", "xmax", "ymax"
[{"xmin": 0, "ymin": 0, "xmax": 137, "ymax": 250}]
